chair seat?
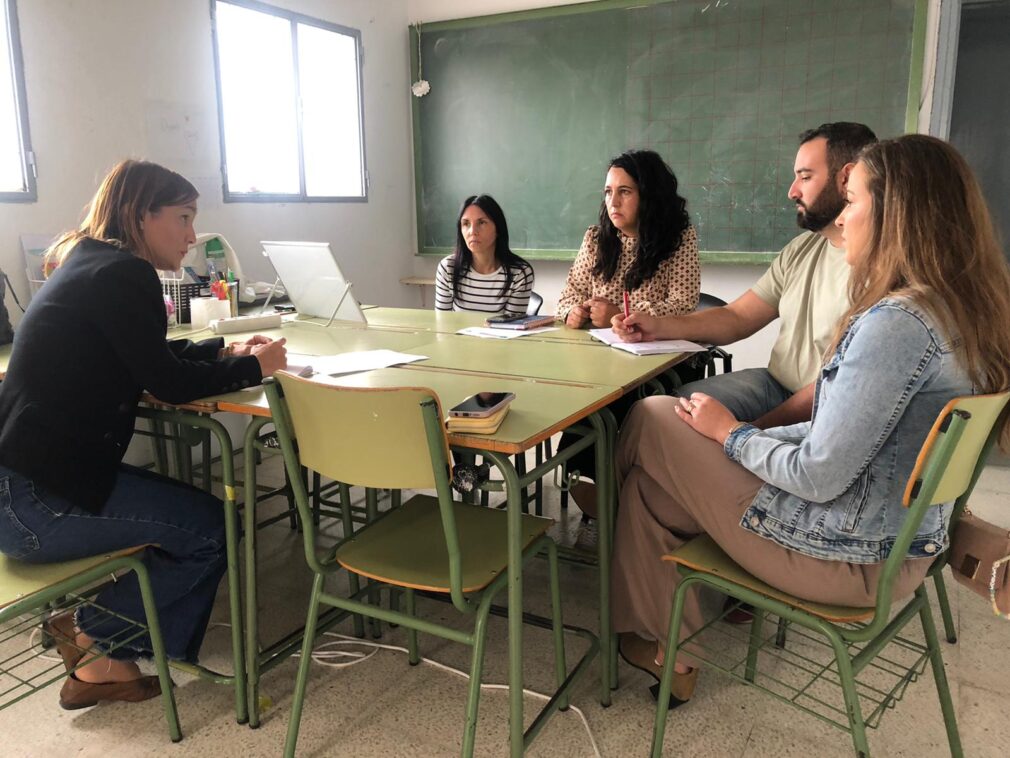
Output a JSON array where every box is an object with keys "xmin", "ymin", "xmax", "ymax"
[
  {"xmin": 0, "ymin": 547, "xmax": 147, "ymax": 611},
  {"xmin": 336, "ymin": 494, "xmax": 552, "ymax": 593},
  {"xmin": 663, "ymin": 535, "xmax": 874, "ymax": 623}
]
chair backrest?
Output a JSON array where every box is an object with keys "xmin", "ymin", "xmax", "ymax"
[
  {"xmin": 266, "ymin": 374, "xmax": 470, "ymax": 593},
  {"xmin": 270, "ymin": 371, "xmax": 450, "ymax": 491},
  {"xmin": 695, "ymin": 292, "xmax": 727, "ymax": 311},
  {"xmin": 527, "ymin": 291, "xmax": 544, "ymax": 316},
  {"xmin": 871, "ymin": 392, "xmax": 1010, "ymax": 621}
]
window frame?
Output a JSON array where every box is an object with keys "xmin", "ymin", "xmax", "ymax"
[
  {"xmin": 209, "ymin": 0, "xmax": 368, "ymax": 204},
  {"xmin": 1, "ymin": 0, "xmax": 36, "ymax": 203}
]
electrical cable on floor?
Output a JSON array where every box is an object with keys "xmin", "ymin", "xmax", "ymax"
[
  {"xmin": 295, "ymin": 631, "xmax": 602, "ymax": 758},
  {"xmin": 28, "ymin": 626, "xmax": 64, "ymax": 664},
  {"xmin": 28, "ymin": 616, "xmax": 602, "ymax": 753}
]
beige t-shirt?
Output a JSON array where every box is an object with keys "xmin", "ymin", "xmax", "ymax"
[{"xmin": 751, "ymin": 232, "xmax": 850, "ymax": 393}]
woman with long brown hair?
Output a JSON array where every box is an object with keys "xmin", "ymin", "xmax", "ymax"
[
  {"xmin": 0, "ymin": 160, "xmax": 286, "ymax": 709},
  {"xmin": 609, "ymin": 134, "xmax": 1010, "ymax": 706}
]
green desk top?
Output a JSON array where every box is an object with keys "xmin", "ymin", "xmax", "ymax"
[
  {"xmin": 405, "ymin": 333, "xmax": 683, "ymax": 391},
  {"xmin": 359, "ymin": 307, "xmax": 605, "ymax": 345},
  {"xmin": 213, "ymin": 367, "xmax": 619, "ymax": 453},
  {"xmin": 174, "ymin": 319, "xmax": 435, "ymax": 355}
]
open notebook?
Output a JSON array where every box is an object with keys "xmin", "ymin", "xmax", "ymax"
[{"xmin": 588, "ymin": 328, "xmax": 708, "ymax": 356}]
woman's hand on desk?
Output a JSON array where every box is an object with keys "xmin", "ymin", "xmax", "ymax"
[
  {"xmin": 224, "ymin": 334, "xmax": 273, "ymax": 358},
  {"xmin": 250, "ymin": 338, "xmax": 287, "ymax": 377},
  {"xmin": 585, "ymin": 297, "xmax": 622, "ymax": 328},
  {"xmin": 674, "ymin": 393, "xmax": 740, "ymax": 445},
  {"xmin": 565, "ymin": 304, "xmax": 590, "ymax": 329}
]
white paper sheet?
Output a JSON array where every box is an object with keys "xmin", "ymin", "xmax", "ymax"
[
  {"xmin": 286, "ymin": 350, "xmax": 427, "ymax": 377},
  {"xmin": 588, "ymin": 328, "xmax": 708, "ymax": 355},
  {"xmin": 456, "ymin": 326, "xmax": 560, "ymax": 340}
]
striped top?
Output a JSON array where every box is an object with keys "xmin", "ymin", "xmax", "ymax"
[{"xmin": 434, "ymin": 256, "xmax": 534, "ymax": 316}]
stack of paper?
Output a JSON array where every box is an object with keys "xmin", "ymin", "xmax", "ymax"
[
  {"xmin": 457, "ymin": 326, "xmax": 559, "ymax": 339},
  {"xmin": 588, "ymin": 329, "xmax": 708, "ymax": 356}
]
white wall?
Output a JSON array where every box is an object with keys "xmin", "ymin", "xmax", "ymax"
[{"xmin": 0, "ymin": 0, "xmax": 416, "ymax": 320}]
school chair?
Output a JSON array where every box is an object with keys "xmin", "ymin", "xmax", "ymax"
[
  {"xmin": 651, "ymin": 391, "xmax": 1010, "ymax": 758},
  {"xmin": 526, "ymin": 291, "xmax": 544, "ymax": 315},
  {"xmin": 694, "ymin": 293, "xmax": 733, "ymax": 376},
  {"xmin": 0, "ymin": 546, "xmax": 181, "ymax": 741},
  {"xmin": 926, "ymin": 397, "xmax": 1010, "ymax": 645},
  {"xmin": 263, "ymin": 373, "xmax": 569, "ymax": 758}
]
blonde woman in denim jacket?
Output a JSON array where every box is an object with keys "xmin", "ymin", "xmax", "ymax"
[{"xmin": 611, "ymin": 135, "xmax": 1010, "ymax": 708}]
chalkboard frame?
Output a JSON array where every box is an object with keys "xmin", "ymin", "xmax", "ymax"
[{"xmin": 410, "ymin": 0, "xmax": 927, "ymax": 265}]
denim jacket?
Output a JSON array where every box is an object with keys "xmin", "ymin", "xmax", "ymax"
[{"xmin": 724, "ymin": 296, "xmax": 972, "ymax": 564}]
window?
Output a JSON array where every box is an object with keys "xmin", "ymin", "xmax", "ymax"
[
  {"xmin": 211, "ymin": 0, "xmax": 367, "ymax": 202},
  {"xmin": 1, "ymin": 0, "xmax": 35, "ymax": 202}
]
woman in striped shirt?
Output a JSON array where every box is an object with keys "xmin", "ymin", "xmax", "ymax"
[{"xmin": 435, "ymin": 195, "xmax": 534, "ymax": 316}]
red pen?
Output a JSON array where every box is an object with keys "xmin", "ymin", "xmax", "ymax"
[{"xmin": 623, "ymin": 291, "xmax": 636, "ymax": 331}]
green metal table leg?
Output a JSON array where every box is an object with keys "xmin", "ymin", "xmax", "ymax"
[
  {"xmin": 148, "ymin": 417, "xmax": 169, "ymax": 475},
  {"xmin": 365, "ymin": 488, "xmax": 382, "ymax": 639},
  {"xmin": 593, "ymin": 409, "xmax": 617, "ymax": 700},
  {"xmin": 200, "ymin": 429, "xmax": 213, "ymax": 492},
  {"xmin": 242, "ymin": 416, "xmax": 271, "ymax": 728},
  {"xmin": 482, "ymin": 451, "xmax": 525, "ymax": 757}
]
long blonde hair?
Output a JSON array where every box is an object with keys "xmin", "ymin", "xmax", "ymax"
[
  {"xmin": 44, "ymin": 159, "xmax": 198, "ymax": 272},
  {"xmin": 829, "ymin": 134, "xmax": 1010, "ymax": 449}
]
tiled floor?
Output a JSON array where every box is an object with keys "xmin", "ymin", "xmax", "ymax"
[{"xmin": 2, "ymin": 450, "xmax": 1008, "ymax": 757}]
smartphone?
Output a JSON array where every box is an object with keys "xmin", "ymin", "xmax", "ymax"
[
  {"xmin": 485, "ymin": 312, "xmax": 526, "ymax": 324},
  {"xmin": 447, "ymin": 391, "xmax": 516, "ymax": 418}
]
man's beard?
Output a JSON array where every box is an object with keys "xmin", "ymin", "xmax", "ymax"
[{"xmin": 796, "ymin": 178, "xmax": 845, "ymax": 232}]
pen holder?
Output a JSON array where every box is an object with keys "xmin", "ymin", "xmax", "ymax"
[{"xmin": 190, "ymin": 297, "xmax": 232, "ymax": 330}]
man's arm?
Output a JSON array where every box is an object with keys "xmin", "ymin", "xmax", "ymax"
[
  {"xmin": 614, "ymin": 289, "xmax": 779, "ymax": 344},
  {"xmin": 752, "ymin": 382, "xmax": 815, "ymax": 429}
]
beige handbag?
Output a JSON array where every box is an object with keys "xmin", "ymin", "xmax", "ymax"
[{"xmin": 949, "ymin": 511, "xmax": 1010, "ymax": 619}]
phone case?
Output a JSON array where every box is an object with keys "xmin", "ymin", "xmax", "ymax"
[{"xmin": 445, "ymin": 404, "xmax": 510, "ymax": 434}]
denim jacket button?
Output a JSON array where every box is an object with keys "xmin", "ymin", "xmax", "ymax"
[
  {"xmin": 750, "ymin": 516, "xmax": 760, "ymax": 528},
  {"xmin": 924, "ymin": 543, "xmax": 937, "ymax": 553}
]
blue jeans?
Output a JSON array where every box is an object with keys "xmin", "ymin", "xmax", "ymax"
[
  {"xmin": 0, "ymin": 463, "xmax": 227, "ymax": 663},
  {"xmin": 676, "ymin": 368, "xmax": 793, "ymax": 422}
]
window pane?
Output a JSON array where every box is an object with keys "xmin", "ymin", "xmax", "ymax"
[
  {"xmin": 298, "ymin": 23, "xmax": 364, "ymax": 197},
  {"xmin": 0, "ymin": 3, "xmax": 27, "ymax": 193},
  {"xmin": 216, "ymin": 1, "xmax": 300, "ymax": 194}
]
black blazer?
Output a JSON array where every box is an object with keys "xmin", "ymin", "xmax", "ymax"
[{"xmin": 0, "ymin": 239, "xmax": 262, "ymax": 512}]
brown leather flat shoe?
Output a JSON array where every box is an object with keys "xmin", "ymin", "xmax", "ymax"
[
  {"xmin": 59, "ymin": 674, "xmax": 161, "ymax": 710},
  {"xmin": 619, "ymin": 632, "xmax": 699, "ymax": 710},
  {"xmin": 42, "ymin": 612, "xmax": 85, "ymax": 673},
  {"xmin": 618, "ymin": 632, "xmax": 663, "ymax": 682}
]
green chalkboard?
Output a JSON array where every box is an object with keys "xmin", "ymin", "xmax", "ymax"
[{"xmin": 411, "ymin": 0, "xmax": 926, "ymax": 263}]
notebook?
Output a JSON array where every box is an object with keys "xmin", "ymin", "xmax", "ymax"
[{"xmin": 588, "ymin": 328, "xmax": 709, "ymax": 356}]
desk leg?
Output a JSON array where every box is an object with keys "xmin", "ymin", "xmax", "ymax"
[
  {"xmin": 218, "ymin": 426, "xmax": 249, "ymax": 724},
  {"xmin": 590, "ymin": 411, "xmax": 616, "ymax": 705},
  {"xmin": 136, "ymin": 410, "xmax": 248, "ymax": 724},
  {"xmin": 243, "ymin": 417, "xmax": 271, "ymax": 728},
  {"xmin": 482, "ymin": 452, "xmax": 525, "ymax": 756}
]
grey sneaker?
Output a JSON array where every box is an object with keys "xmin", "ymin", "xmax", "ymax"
[{"xmin": 575, "ymin": 519, "xmax": 598, "ymax": 551}]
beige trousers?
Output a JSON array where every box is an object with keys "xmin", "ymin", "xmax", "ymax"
[{"xmin": 611, "ymin": 396, "xmax": 931, "ymax": 658}]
